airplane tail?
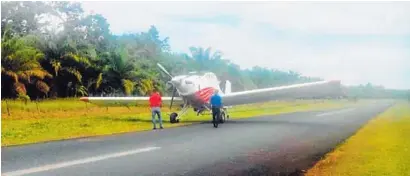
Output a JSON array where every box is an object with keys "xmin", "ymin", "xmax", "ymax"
[
  {"xmin": 224, "ymin": 80, "xmax": 231, "ymax": 94},
  {"xmin": 222, "ymin": 80, "xmax": 233, "ymax": 108}
]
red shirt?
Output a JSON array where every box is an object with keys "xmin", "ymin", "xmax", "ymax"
[{"xmin": 149, "ymin": 92, "xmax": 162, "ymax": 107}]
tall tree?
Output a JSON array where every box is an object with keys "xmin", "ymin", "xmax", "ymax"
[
  {"xmin": 102, "ymin": 46, "xmax": 139, "ymax": 96},
  {"xmin": 1, "ymin": 33, "xmax": 52, "ymax": 99},
  {"xmin": 1, "ymin": 1, "xmax": 51, "ymax": 37}
]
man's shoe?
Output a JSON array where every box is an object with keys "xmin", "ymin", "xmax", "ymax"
[
  {"xmin": 160, "ymin": 127, "xmax": 164, "ymax": 129},
  {"xmin": 153, "ymin": 128, "xmax": 156, "ymax": 130}
]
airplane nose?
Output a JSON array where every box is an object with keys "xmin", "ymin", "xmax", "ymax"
[{"xmin": 170, "ymin": 78, "xmax": 181, "ymax": 86}]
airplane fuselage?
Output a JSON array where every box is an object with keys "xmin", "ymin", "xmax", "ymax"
[{"xmin": 171, "ymin": 72, "xmax": 224, "ymax": 110}]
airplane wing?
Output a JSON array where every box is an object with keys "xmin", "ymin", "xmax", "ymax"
[
  {"xmin": 221, "ymin": 80, "xmax": 343, "ymax": 106},
  {"xmin": 80, "ymin": 96, "xmax": 184, "ymax": 107}
]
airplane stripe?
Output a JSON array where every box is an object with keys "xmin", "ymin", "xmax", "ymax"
[
  {"xmin": 200, "ymin": 90, "xmax": 215, "ymax": 102},
  {"xmin": 197, "ymin": 92, "xmax": 207, "ymax": 101},
  {"xmin": 197, "ymin": 87, "xmax": 213, "ymax": 96},
  {"xmin": 199, "ymin": 87, "xmax": 213, "ymax": 96},
  {"xmin": 199, "ymin": 93, "xmax": 210, "ymax": 102},
  {"xmin": 195, "ymin": 87, "xmax": 215, "ymax": 102},
  {"xmin": 199, "ymin": 91, "xmax": 207, "ymax": 96},
  {"xmin": 200, "ymin": 89, "xmax": 213, "ymax": 97},
  {"xmin": 200, "ymin": 88, "xmax": 214, "ymax": 97},
  {"xmin": 202, "ymin": 90, "xmax": 214, "ymax": 99}
]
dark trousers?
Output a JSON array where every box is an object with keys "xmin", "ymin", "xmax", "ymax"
[{"xmin": 211, "ymin": 107, "xmax": 221, "ymax": 122}]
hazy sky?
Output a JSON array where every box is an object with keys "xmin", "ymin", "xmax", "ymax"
[{"xmin": 82, "ymin": 1, "xmax": 410, "ymax": 89}]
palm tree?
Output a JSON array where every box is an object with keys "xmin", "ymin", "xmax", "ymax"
[
  {"xmin": 1, "ymin": 33, "xmax": 52, "ymax": 99},
  {"xmin": 102, "ymin": 46, "xmax": 139, "ymax": 96},
  {"xmin": 37, "ymin": 32, "xmax": 102, "ymax": 97},
  {"xmin": 188, "ymin": 46, "xmax": 223, "ymax": 71}
]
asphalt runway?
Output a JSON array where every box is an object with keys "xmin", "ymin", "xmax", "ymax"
[{"xmin": 1, "ymin": 101, "xmax": 393, "ymax": 176}]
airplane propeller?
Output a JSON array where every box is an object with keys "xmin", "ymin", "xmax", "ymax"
[
  {"xmin": 157, "ymin": 63, "xmax": 177, "ymax": 110},
  {"xmin": 157, "ymin": 63, "xmax": 173, "ymax": 79}
]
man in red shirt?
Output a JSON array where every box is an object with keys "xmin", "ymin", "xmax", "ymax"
[{"xmin": 149, "ymin": 90, "xmax": 163, "ymax": 130}]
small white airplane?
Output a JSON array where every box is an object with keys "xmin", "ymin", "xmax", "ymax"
[{"xmin": 80, "ymin": 63, "xmax": 344, "ymax": 123}]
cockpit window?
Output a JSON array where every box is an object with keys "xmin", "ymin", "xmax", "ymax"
[{"xmin": 204, "ymin": 72, "xmax": 215, "ymax": 79}]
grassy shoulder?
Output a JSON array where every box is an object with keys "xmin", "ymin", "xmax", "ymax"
[
  {"xmin": 2, "ymin": 99, "xmax": 359, "ymax": 147},
  {"xmin": 306, "ymin": 102, "xmax": 410, "ymax": 176}
]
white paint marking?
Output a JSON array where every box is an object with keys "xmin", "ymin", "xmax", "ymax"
[
  {"xmin": 316, "ymin": 108, "xmax": 356, "ymax": 117},
  {"xmin": 3, "ymin": 147, "xmax": 160, "ymax": 176}
]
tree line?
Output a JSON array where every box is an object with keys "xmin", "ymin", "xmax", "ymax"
[
  {"xmin": 346, "ymin": 83, "xmax": 409, "ymax": 100},
  {"xmin": 2, "ymin": 2, "xmax": 408, "ymax": 100}
]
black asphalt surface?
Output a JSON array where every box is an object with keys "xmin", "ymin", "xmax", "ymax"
[{"xmin": 2, "ymin": 101, "xmax": 393, "ymax": 176}]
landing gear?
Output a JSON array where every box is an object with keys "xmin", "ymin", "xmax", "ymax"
[
  {"xmin": 219, "ymin": 108, "xmax": 230, "ymax": 123},
  {"xmin": 169, "ymin": 104, "xmax": 189, "ymax": 124},
  {"xmin": 220, "ymin": 111, "xmax": 226, "ymax": 124},
  {"xmin": 170, "ymin": 112, "xmax": 179, "ymax": 123}
]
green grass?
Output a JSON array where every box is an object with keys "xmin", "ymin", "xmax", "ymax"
[
  {"xmin": 2, "ymin": 98, "xmax": 360, "ymax": 146},
  {"xmin": 306, "ymin": 102, "xmax": 410, "ymax": 176}
]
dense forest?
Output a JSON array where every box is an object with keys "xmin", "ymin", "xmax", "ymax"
[{"xmin": 1, "ymin": 2, "xmax": 408, "ymax": 100}]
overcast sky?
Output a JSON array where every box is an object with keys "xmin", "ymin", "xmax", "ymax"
[{"xmin": 82, "ymin": 1, "xmax": 410, "ymax": 89}]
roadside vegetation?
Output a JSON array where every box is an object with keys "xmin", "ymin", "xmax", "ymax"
[
  {"xmin": 1, "ymin": 99, "xmax": 359, "ymax": 146},
  {"xmin": 305, "ymin": 102, "xmax": 410, "ymax": 176}
]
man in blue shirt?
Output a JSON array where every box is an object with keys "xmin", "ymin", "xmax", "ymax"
[{"xmin": 209, "ymin": 89, "xmax": 223, "ymax": 123}]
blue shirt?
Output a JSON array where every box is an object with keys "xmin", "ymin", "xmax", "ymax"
[{"xmin": 210, "ymin": 94, "xmax": 222, "ymax": 107}]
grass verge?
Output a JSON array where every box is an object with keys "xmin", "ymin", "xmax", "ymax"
[
  {"xmin": 2, "ymin": 99, "xmax": 360, "ymax": 147},
  {"xmin": 305, "ymin": 102, "xmax": 410, "ymax": 176}
]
